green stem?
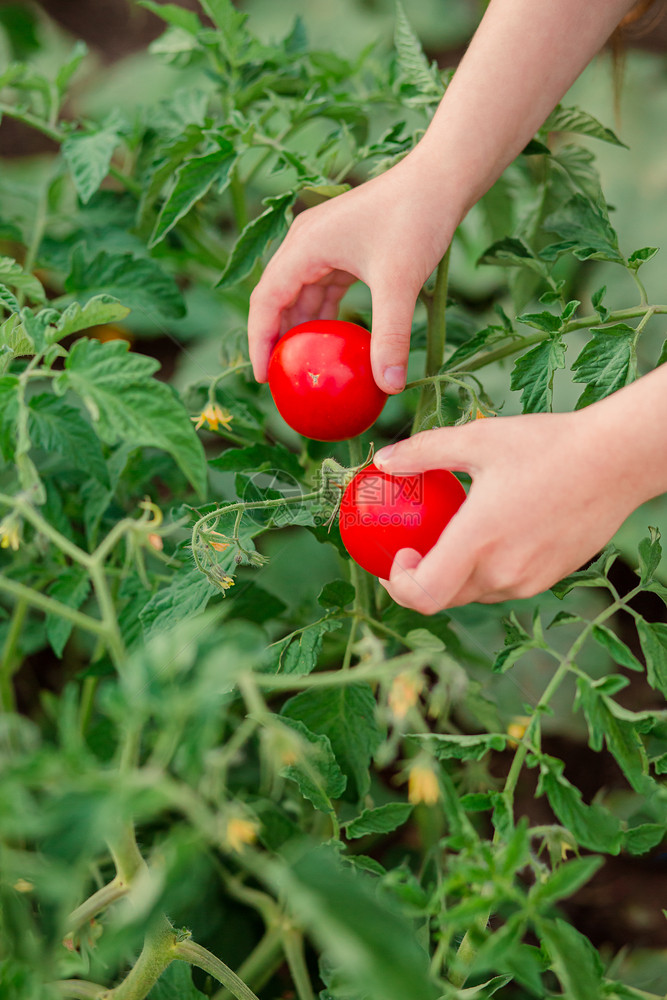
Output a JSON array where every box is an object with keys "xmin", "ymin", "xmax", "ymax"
[
  {"xmin": 0, "ymin": 597, "xmax": 27, "ymax": 711},
  {"xmin": 282, "ymin": 929, "xmax": 315, "ymax": 1000},
  {"xmin": 109, "ymin": 915, "xmax": 176, "ymax": 1000},
  {"xmin": 254, "ymin": 647, "xmax": 431, "ymax": 691},
  {"xmin": 66, "ymin": 878, "xmax": 129, "ymax": 935},
  {"xmin": 108, "ymin": 824, "xmax": 146, "ymax": 885},
  {"xmin": 412, "ymin": 246, "xmax": 450, "ymax": 433},
  {"xmin": 52, "ymin": 981, "xmax": 106, "ymax": 999},
  {"xmin": 0, "ymin": 575, "xmax": 107, "ymax": 639},
  {"xmin": 341, "ymin": 615, "xmax": 359, "ymax": 671},
  {"xmin": 173, "ymin": 939, "xmax": 260, "ymax": 1000},
  {"xmin": 211, "ymin": 926, "xmax": 284, "ymax": 1000}
]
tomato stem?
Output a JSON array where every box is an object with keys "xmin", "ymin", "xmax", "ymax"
[{"xmin": 412, "ymin": 245, "xmax": 451, "ymax": 433}]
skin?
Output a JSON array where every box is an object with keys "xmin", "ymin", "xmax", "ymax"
[{"xmin": 248, "ymin": 0, "xmax": 661, "ymax": 611}]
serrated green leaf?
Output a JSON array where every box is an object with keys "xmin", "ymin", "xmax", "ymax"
[
  {"xmin": 510, "ymin": 337, "xmax": 565, "ymax": 413},
  {"xmin": 0, "ymin": 375, "xmax": 20, "ymax": 460},
  {"xmin": 278, "ymin": 716, "xmax": 347, "ymax": 812},
  {"xmin": 344, "ymin": 802, "xmax": 413, "ymax": 839},
  {"xmin": 217, "ymin": 193, "xmax": 296, "ymax": 289},
  {"xmin": 409, "ymin": 732, "xmax": 506, "ymax": 760},
  {"xmin": 28, "ymin": 394, "xmax": 109, "ymax": 485},
  {"xmin": 0, "ymin": 284, "xmax": 20, "ymax": 316},
  {"xmin": 444, "ymin": 324, "xmax": 508, "ymax": 371},
  {"xmin": 281, "ymin": 684, "xmax": 383, "ymax": 800},
  {"xmin": 268, "ymin": 619, "xmax": 341, "ymax": 676},
  {"xmin": 62, "ymin": 121, "xmax": 122, "ymax": 205},
  {"xmin": 139, "ymin": 565, "xmax": 219, "ymax": 638},
  {"xmin": 572, "ymin": 324, "xmax": 636, "ymax": 408},
  {"xmin": 544, "ymin": 105, "xmax": 626, "ymax": 147},
  {"xmin": 538, "ymin": 757, "xmax": 622, "ymax": 853},
  {"xmin": 516, "ymin": 310, "xmax": 562, "ymax": 333},
  {"xmin": 150, "ymin": 142, "xmax": 236, "ymax": 247},
  {"xmin": 393, "ymin": 2, "xmax": 442, "ymax": 96},
  {"xmin": 628, "ymin": 246, "xmax": 659, "ymax": 269},
  {"xmin": 56, "ymin": 338, "xmax": 207, "ymax": 496},
  {"xmin": 637, "ymin": 619, "xmax": 667, "ymax": 694},
  {"xmin": 544, "ymin": 194, "xmax": 624, "ymax": 264},
  {"xmin": 537, "ymin": 918, "xmax": 603, "ymax": 1000},
  {"xmin": 0, "ymin": 257, "xmax": 45, "ymax": 304},
  {"xmin": 209, "ymin": 441, "xmax": 302, "ymax": 481},
  {"xmin": 638, "ymin": 528, "xmax": 662, "ymax": 585},
  {"xmin": 139, "ymin": 1, "xmax": 202, "ymax": 34},
  {"xmin": 591, "ymin": 624, "xmax": 643, "ymax": 672},
  {"xmin": 48, "ymin": 295, "xmax": 130, "ymax": 343},
  {"xmin": 477, "ymin": 237, "xmax": 549, "ymax": 278},
  {"xmin": 55, "ymin": 40, "xmax": 88, "ymax": 93},
  {"xmin": 45, "ymin": 567, "xmax": 91, "ymax": 658},
  {"xmin": 624, "ymin": 822, "xmax": 666, "ymax": 855},
  {"xmin": 64, "ymin": 248, "xmax": 185, "ymax": 319}
]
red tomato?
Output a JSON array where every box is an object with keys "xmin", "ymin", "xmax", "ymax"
[
  {"xmin": 339, "ymin": 463, "xmax": 466, "ymax": 579},
  {"xmin": 267, "ymin": 320, "xmax": 387, "ymax": 441}
]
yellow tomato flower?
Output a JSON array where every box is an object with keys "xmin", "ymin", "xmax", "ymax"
[
  {"xmin": 13, "ymin": 878, "xmax": 33, "ymax": 893},
  {"xmin": 507, "ymin": 715, "xmax": 531, "ymax": 748},
  {"xmin": 388, "ymin": 673, "xmax": 423, "ymax": 720},
  {"xmin": 192, "ymin": 402, "xmax": 233, "ymax": 432},
  {"xmin": 408, "ymin": 762, "xmax": 440, "ymax": 805},
  {"xmin": 225, "ymin": 817, "xmax": 258, "ymax": 853},
  {"xmin": 0, "ymin": 521, "xmax": 20, "ymax": 551}
]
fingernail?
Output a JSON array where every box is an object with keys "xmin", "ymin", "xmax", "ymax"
[
  {"xmin": 383, "ymin": 365, "xmax": 405, "ymax": 391},
  {"xmin": 375, "ymin": 444, "xmax": 394, "ymax": 467}
]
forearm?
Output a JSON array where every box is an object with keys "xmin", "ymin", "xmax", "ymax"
[
  {"xmin": 401, "ymin": 0, "xmax": 636, "ymax": 224},
  {"xmin": 586, "ymin": 365, "xmax": 667, "ymax": 505}
]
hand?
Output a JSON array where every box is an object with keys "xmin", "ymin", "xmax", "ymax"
[
  {"xmin": 247, "ymin": 159, "xmax": 456, "ymax": 394},
  {"xmin": 373, "ymin": 409, "xmax": 645, "ymax": 612}
]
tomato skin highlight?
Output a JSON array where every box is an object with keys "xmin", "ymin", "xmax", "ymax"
[
  {"xmin": 267, "ymin": 320, "xmax": 387, "ymax": 441},
  {"xmin": 339, "ymin": 463, "xmax": 466, "ymax": 579}
]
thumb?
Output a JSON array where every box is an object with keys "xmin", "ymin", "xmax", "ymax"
[
  {"xmin": 369, "ymin": 281, "xmax": 417, "ymax": 394},
  {"xmin": 375, "ymin": 424, "xmax": 481, "ymax": 476}
]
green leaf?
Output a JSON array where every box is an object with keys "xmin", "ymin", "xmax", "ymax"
[
  {"xmin": 638, "ymin": 527, "xmax": 662, "ymax": 586},
  {"xmin": 0, "ymin": 257, "xmax": 45, "ymax": 304},
  {"xmin": 45, "ymin": 567, "xmax": 92, "ymax": 658},
  {"xmin": 139, "ymin": 1, "xmax": 202, "ymax": 34},
  {"xmin": 56, "ymin": 338, "xmax": 207, "ymax": 497},
  {"xmin": 393, "ymin": 2, "xmax": 442, "ymax": 96},
  {"xmin": 56, "ymin": 40, "xmax": 88, "ymax": 93},
  {"xmin": 0, "ymin": 284, "xmax": 20, "ymax": 316},
  {"xmin": 409, "ymin": 732, "xmax": 506, "ymax": 761},
  {"xmin": 543, "ymin": 105, "xmax": 626, "ymax": 147},
  {"xmin": 551, "ymin": 546, "xmax": 618, "ymax": 598},
  {"xmin": 0, "ymin": 375, "xmax": 20, "ymax": 460},
  {"xmin": 637, "ymin": 619, "xmax": 667, "ymax": 694},
  {"xmin": 318, "ymin": 580, "xmax": 355, "ymax": 609},
  {"xmin": 531, "ymin": 856, "xmax": 604, "ymax": 908},
  {"xmin": 516, "ymin": 310, "xmax": 562, "ymax": 334},
  {"xmin": 28, "ymin": 394, "xmax": 109, "ymax": 485},
  {"xmin": 538, "ymin": 756, "xmax": 623, "ymax": 853},
  {"xmin": 268, "ymin": 845, "xmax": 439, "ymax": 1000},
  {"xmin": 217, "ymin": 192, "xmax": 296, "ymax": 289},
  {"xmin": 510, "ymin": 337, "xmax": 566, "ymax": 413},
  {"xmin": 278, "ymin": 716, "xmax": 347, "ymax": 812},
  {"xmin": 150, "ymin": 142, "xmax": 236, "ymax": 247},
  {"xmin": 139, "ymin": 565, "xmax": 219, "ymax": 638},
  {"xmin": 624, "ymin": 822, "xmax": 666, "ymax": 855},
  {"xmin": 544, "ymin": 194, "xmax": 624, "ymax": 264},
  {"xmin": 64, "ymin": 248, "xmax": 185, "ymax": 320},
  {"xmin": 62, "ymin": 120, "xmax": 122, "ymax": 204},
  {"xmin": 48, "ymin": 295, "xmax": 130, "ymax": 343},
  {"xmin": 281, "ymin": 684, "xmax": 383, "ymax": 800},
  {"xmin": 591, "ymin": 624, "xmax": 643, "ymax": 672},
  {"xmin": 209, "ymin": 441, "xmax": 303, "ymax": 481},
  {"xmin": 537, "ymin": 918, "xmax": 603, "ymax": 1000},
  {"xmin": 576, "ymin": 678, "xmax": 648, "ymax": 791},
  {"xmin": 572, "ymin": 324, "xmax": 636, "ymax": 408},
  {"xmin": 344, "ymin": 802, "xmax": 413, "ymax": 839},
  {"xmin": 268, "ymin": 619, "xmax": 341, "ymax": 676},
  {"xmin": 627, "ymin": 246, "xmax": 659, "ymax": 270},
  {"xmin": 477, "ymin": 237, "xmax": 550, "ymax": 279}
]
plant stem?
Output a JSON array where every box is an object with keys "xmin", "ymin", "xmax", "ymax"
[
  {"xmin": 0, "ymin": 597, "xmax": 27, "ymax": 711},
  {"xmin": 412, "ymin": 246, "xmax": 450, "ymax": 433},
  {"xmin": 0, "ymin": 575, "xmax": 107, "ymax": 639},
  {"xmin": 109, "ymin": 915, "xmax": 176, "ymax": 1000},
  {"xmin": 52, "ymin": 981, "xmax": 106, "ymax": 999},
  {"xmin": 282, "ymin": 929, "xmax": 315, "ymax": 1000},
  {"xmin": 67, "ymin": 878, "xmax": 129, "ymax": 935},
  {"xmin": 211, "ymin": 926, "xmax": 285, "ymax": 1000},
  {"xmin": 173, "ymin": 939, "xmax": 261, "ymax": 1000}
]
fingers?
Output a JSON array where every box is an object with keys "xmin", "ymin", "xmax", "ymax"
[
  {"xmin": 375, "ymin": 423, "xmax": 482, "ymax": 476},
  {"xmin": 369, "ymin": 279, "xmax": 419, "ymax": 394}
]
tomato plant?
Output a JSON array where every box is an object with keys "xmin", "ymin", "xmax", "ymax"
[
  {"xmin": 267, "ymin": 320, "xmax": 387, "ymax": 440},
  {"xmin": 339, "ymin": 463, "xmax": 466, "ymax": 578}
]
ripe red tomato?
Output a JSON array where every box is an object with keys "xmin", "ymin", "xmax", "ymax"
[
  {"xmin": 267, "ymin": 320, "xmax": 387, "ymax": 441},
  {"xmin": 339, "ymin": 463, "xmax": 466, "ymax": 579}
]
